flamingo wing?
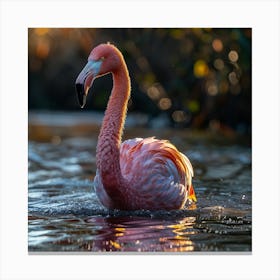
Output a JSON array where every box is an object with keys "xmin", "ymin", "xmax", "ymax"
[{"xmin": 119, "ymin": 137, "xmax": 194, "ymax": 210}]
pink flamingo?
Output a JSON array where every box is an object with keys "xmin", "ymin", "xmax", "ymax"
[{"xmin": 75, "ymin": 43, "xmax": 196, "ymax": 210}]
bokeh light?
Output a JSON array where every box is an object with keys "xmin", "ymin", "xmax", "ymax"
[
  {"xmin": 206, "ymin": 81, "xmax": 218, "ymax": 96},
  {"xmin": 28, "ymin": 28, "xmax": 251, "ymax": 134},
  {"xmin": 147, "ymin": 85, "xmax": 161, "ymax": 100},
  {"xmin": 34, "ymin": 28, "xmax": 49, "ymax": 36},
  {"xmin": 187, "ymin": 100, "xmax": 200, "ymax": 113},
  {"xmin": 172, "ymin": 110, "xmax": 189, "ymax": 123},
  {"xmin": 228, "ymin": 50, "xmax": 239, "ymax": 62},
  {"xmin": 36, "ymin": 38, "xmax": 50, "ymax": 59},
  {"xmin": 213, "ymin": 59, "xmax": 224, "ymax": 70},
  {"xmin": 212, "ymin": 39, "xmax": 223, "ymax": 52},
  {"xmin": 193, "ymin": 60, "xmax": 209, "ymax": 78},
  {"xmin": 228, "ymin": 72, "xmax": 239, "ymax": 85},
  {"xmin": 158, "ymin": 98, "xmax": 172, "ymax": 110}
]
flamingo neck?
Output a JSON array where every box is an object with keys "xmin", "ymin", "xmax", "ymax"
[{"xmin": 96, "ymin": 63, "xmax": 130, "ymax": 198}]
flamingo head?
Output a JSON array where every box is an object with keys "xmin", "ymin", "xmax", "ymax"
[{"xmin": 75, "ymin": 43, "xmax": 122, "ymax": 108}]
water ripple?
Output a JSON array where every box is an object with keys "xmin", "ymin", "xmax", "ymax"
[{"xmin": 28, "ymin": 138, "xmax": 251, "ymax": 252}]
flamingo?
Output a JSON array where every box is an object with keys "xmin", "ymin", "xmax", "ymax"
[{"xmin": 75, "ymin": 43, "xmax": 196, "ymax": 210}]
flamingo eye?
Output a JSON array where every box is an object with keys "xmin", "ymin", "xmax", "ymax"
[{"xmin": 100, "ymin": 56, "xmax": 105, "ymax": 61}]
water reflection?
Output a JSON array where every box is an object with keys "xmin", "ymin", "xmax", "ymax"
[{"xmin": 86, "ymin": 216, "xmax": 197, "ymax": 252}]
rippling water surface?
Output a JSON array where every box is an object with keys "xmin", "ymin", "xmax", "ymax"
[{"xmin": 28, "ymin": 115, "xmax": 251, "ymax": 252}]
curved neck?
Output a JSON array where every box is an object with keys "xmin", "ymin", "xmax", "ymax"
[{"xmin": 96, "ymin": 63, "xmax": 130, "ymax": 197}]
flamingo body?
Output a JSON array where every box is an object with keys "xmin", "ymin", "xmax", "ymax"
[{"xmin": 75, "ymin": 43, "xmax": 196, "ymax": 210}]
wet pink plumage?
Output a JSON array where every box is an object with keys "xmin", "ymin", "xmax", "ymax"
[{"xmin": 75, "ymin": 43, "xmax": 196, "ymax": 210}]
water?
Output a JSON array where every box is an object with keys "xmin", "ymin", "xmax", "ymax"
[{"xmin": 28, "ymin": 115, "xmax": 251, "ymax": 252}]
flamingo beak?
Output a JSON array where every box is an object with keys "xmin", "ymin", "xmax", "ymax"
[
  {"xmin": 75, "ymin": 60, "xmax": 102, "ymax": 108},
  {"xmin": 188, "ymin": 184, "xmax": 197, "ymax": 203}
]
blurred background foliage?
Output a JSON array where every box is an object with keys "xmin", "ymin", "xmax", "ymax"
[{"xmin": 28, "ymin": 28, "xmax": 251, "ymax": 136}]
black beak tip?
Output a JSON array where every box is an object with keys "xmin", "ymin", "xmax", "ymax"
[{"xmin": 75, "ymin": 83, "xmax": 86, "ymax": 108}]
